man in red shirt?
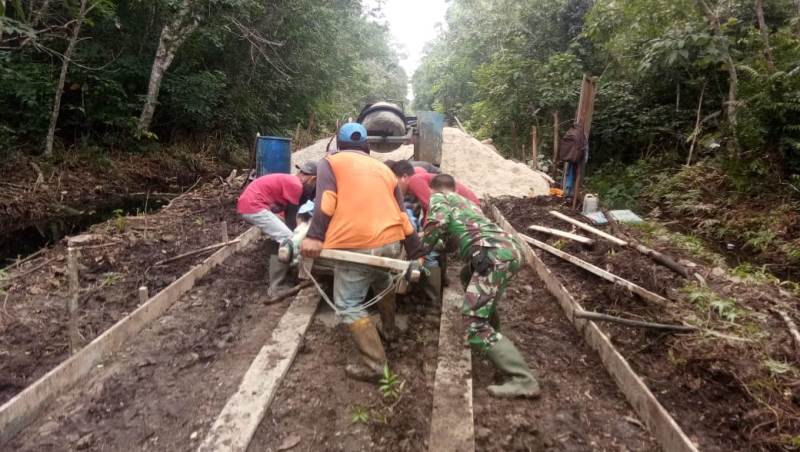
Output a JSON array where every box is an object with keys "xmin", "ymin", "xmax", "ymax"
[
  {"xmin": 238, "ymin": 161, "xmax": 317, "ymax": 296},
  {"xmin": 387, "ymin": 160, "xmax": 480, "ymax": 217}
]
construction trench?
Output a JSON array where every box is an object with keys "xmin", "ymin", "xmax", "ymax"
[{"xmin": 1, "ymin": 128, "xmax": 799, "ymax": 451}]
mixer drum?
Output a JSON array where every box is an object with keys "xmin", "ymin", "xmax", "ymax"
[{"xmin": 358, "ymin": 102, "xmax": 406, "ymax": 152}]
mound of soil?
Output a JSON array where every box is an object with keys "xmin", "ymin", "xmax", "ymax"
[{"xmin": 493, "ymin": 195, "xmax": 800, "ymax": 451}]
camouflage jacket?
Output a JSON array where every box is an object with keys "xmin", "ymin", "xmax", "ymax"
[{"xmin": 422, "ymin": 192, "xmax": 520, "ymax": 260}]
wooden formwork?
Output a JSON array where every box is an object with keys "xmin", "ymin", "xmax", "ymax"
[
  {"xmin": 0, "ymin": 227, "xmax": 261, "ymax": 445},
  {"xmin": 487, "ymin": 203, "xmax": 698, "ymax": 452}
]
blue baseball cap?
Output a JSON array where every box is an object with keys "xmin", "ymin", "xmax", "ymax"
[{"xmin": 337, "ymin": 122, "xmax": 368, "ymax": 148}]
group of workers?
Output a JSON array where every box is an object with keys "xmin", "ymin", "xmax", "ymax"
[{"xmin": 236, "ymin": 122, "xmax": 541, "ymax": 399}]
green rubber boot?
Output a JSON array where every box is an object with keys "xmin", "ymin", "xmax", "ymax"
[{"xmin": 485, "ymin": 336, "xmax": 541, "ymax": 398}]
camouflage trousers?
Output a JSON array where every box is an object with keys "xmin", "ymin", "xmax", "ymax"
[{"xmin": 461, "ymin": 243, "xmax": 523, "ymax": 352}]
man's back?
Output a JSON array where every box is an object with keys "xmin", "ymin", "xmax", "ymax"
[
  {"xmin": 408, "ymin": 172, "xmax": 479, "ymax": 213},
  {"xmin": 237, "ymin": 173, "xmax": 302, "ymax": 215},
  {"xmin": 310, "ymin": 151, "xmax": 412, "ymax": 249},
  {"xmin": 423, "ymin": 192, "xmax": 517, "ymax": 259}
]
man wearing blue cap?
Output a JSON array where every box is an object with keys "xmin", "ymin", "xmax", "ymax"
[{"xmin": 301, "ymin": 123, "xmax": 423, "ymax": 382}]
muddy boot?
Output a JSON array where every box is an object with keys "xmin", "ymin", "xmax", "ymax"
[
  {"xmin": 346, "ymin": 317, "xmax": 387, "ymax": 382},
  {"xmin": 485, "ymin": 336, "xmax": 541, "ymax": 398},
  {"xmin": 459, "ymin": 264, "xmax": 473, "ymax": 290},
  {"xmin": 423, "ymin": 266, "xmax": 443, "ymax": 303},
  {"xmin": 268, "ymin": 254, "xmax": 290, "ymax": 297},
  {"xmin": 376, "ymin": 291, "xmax": 398, "ymax": 342}
]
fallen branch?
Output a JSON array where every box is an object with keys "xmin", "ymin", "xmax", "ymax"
[
  {"xmin": 263, "ymin": 281, "xmax": 313, "ymax": 305},
  {"xmin": 772, "ymin": 308, "xmax": 800, "ymax": 355},
  {"xmin": 520, "ymin": 233, "xmax": 671, "ymax": 305},
  {"xmin": 154, "ymin": 239, "xmax": 241, "ymax": 266},
  {"xmin": 574, "ymin": 310, "xmax": 698, "ymax": 333},
  {"xmin": 528, "ymin": 225, "xmax": 594, "ymax": 245},
  {"xmin": 2, "ymin": 248, "xmax": 47, "ymax": 272}
]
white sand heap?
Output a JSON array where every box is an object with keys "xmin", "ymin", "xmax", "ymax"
[{"xmin": 292, "ymin": 127, "xmax": 549, "ymax": 198}]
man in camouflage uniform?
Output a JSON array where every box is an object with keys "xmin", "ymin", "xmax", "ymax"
[{"xmin": 422, "ymin": 174, "xmax": 541, "ymax": 398}]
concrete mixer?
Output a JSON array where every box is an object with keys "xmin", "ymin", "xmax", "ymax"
[{"xmin": 357, "ymin": 102, "xmax": 445, "ymax": 166}]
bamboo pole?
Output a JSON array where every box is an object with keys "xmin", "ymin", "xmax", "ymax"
[
  {"xmin": 552, "ymin": 112, "xmax": 560, "ymax": 178},
  {"xmin": 520, "ymin": 233, "xmax": 671, "ymax": 305},
  {"xmin": 574, "ymin": 310, "xmax": 698, "ymax": 332},
  {"xmin": 527, "ymin": 225, "xmax": 594, "ymax": 245},
  {"xmin": 549, "ymin": 211, "xmax": 628, "ymax": 246},
  {"xmin": 530, "ymin": 126, "xmax": 539, "ymax": 169},
  {"xmin": 67, "ymin": 247, "xmax": 80, "ymax": 354}
]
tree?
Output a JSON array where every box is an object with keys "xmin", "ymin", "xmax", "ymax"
[{"xmin": 137, "ymin": 0, "xmax": 200, "ymax": 134}]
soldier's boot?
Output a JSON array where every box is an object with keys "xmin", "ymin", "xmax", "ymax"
[
  {"xmin": 422, "ymin": 266, "xmax": 443, "ymax": 303},
  {"xmin": 345, "ymin": 317, "xmax": 387, "ymax": 382},
  {"xmin": 267, "ymin": 254, "xmax": 291, "ymax": 297},
  {"xmin": 459, "ymin": 264, "xmax": 473, "ymax": 290},
  {"xmin": 485, "ymin": 336, "xmax": 541, "ymax": 398},
  {"xmin": 376, "ymin": 291, "xmax": 398, "ymax": 343}
]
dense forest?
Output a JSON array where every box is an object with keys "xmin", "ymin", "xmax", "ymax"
[
  {"xmin": 414, "ymin": 0, "xmax": 800, "ymax": 278},
  {"xmin": 0, "ymin": 0, "xmax": 407, "ymax": 155}
]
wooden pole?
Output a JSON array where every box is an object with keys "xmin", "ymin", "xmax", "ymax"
[
  {"xmin": 530, "ymin": 126, "xmax": 539, "ymax": 169},
  {"xmin": 550, "ymin": 211, "xmax": 627, "ymax": 246},
  {"xmin": 574, "ymin": 310, "xmax": 698, "ymax": 333},
  {"xmin": 552, "ymin": 112, "xmax": 560, "ymax": 178},
  {"xmin": 221, "ymin": 221, "xmax": 229, "ymax": 242},
  {"xmin": 520, "ymin": 233, "xmax": 671, "ymax": 305},
  {"xmin": 263, "ymin": 281, "xmax": 313, "ymax": 305},
  {"xmin": 154, "ymin": 239, "xmax": 241, "ymax": 266},
  {"xmin": 67, "ymin": 247, "xmax": 80, "ymax": 354},
  {"xmin": 527, "ymin": 225, "xmax": 595, "ymax": 245},
  {"xmin": 138, "ymin": 286, "xmax": 149, "ymax": 304}
]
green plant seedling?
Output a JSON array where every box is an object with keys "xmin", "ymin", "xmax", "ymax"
[
  {"xmin": 764, "ymin": 359, "xmax": 796, "ymax": 377},
  {"xmin": 112, "ymin": 209, "xmax": 127, "ymax": 233},
  {"xmin": 378, "ymin": 364, "xmax": 405, "ymax": 400},
  {"xmin": 351, "ymin": 406, "xmax": 369, "ymax": 424}
]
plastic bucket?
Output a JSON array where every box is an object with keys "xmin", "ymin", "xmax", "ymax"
[{"xmin": 256, "ymin": 135, "xmax": 292, "ymax": 176}]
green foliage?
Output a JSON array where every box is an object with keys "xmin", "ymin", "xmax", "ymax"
[
  {"xmin": 0, "ymin": 1, "xmax": 407, "ymax": 153},
  {"xmin": 351, "ymin": 406, "xmax": 369, "ymax": 424},
  {"xmin": 681, "ymin": 283, "xmax": 743, "ymax": 323},
  {"xmin": 378, "ymin": 364, "xmax": 405, "ymax": 400}
]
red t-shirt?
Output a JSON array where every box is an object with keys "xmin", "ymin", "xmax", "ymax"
[
  {"xmin": 237, "ymin": 174, "xmax": 303, "ymax": 215},
  {"xmin": 407, "ymin": 172, "xmax": 480, "ymax": 213},
  {"xmin": 413, "ymin": 166, "xmax": 427, "ymax": 175}
]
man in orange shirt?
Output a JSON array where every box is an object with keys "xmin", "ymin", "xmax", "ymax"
[{"xmin": 302, "ymin": 123, "xmax": 423, "ymax": 381}]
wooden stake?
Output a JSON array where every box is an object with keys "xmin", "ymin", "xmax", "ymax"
[
  {"xmin": 221, "ymin": 221, "xmax": 229, "ymax": 242},
  {"xmin": 67, "ymin": 247, "xmax": 80, "ymax": 355},
  {"xmin": 154, "ymin": 239, "xmax": 241, "ymax": 266},
  {"xmin": 528, "ymin": 225, "xmax": 594, "ymax": 245},
  {"xmin": 520, "ymin": 233, "xmax": 671, "ymax": 305},
  {"xmin": 138, "ymin": 286, "xmax": 149, "ymax": 304},
  {"xmin": 574, "ymin": 310, "xmax": 698, "ymax": 333},
  {"xmin": 550, "ymin": 211, "xmax": 628, "ymax": 246},
  {"xmin": 571, "ymin": 162, "xmax": 583, "ymax": 210},
  {"xmin": 530, "ymin": 126, "xmax": 539, "ymax": 169},
  {"xmin": 552, "ymin": 112, "xmax": 560, "ymax": 178},
  {"xmin": 686, "ymin": 83, "xmax": 706, "ymax": 166}
]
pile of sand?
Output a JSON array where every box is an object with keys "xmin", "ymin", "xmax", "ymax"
[{"xmin": 292, "ymin": 127, "xmax": 549, "ymax": 198}]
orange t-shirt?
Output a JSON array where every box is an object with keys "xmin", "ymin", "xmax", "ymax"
[{"xmin": 307, "ymin": 151, "xmax": 413, "ymax": 250}]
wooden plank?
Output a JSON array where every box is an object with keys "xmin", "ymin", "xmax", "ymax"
[
  {"xmin": 198, "ymin": 287, "xmax": 319, "ymax": 452},
  {"xmin": 528, "ymin": 225, "xmax": 594, "ymax": 245},
  {"xmin": 318, "ymin": 249, "xmax": 410, "ymax": 273},
  {"xmin": 520, "ymin": 233, "xmax": 671, "ymax": 306},
  {"xmin": 549, "ymin": 210, "xmax": 628, "ymax": 246},
  {"xmin": 429, "ymin": 288, "xmax": 474, "ymax": 452},
  {"xmin": 489, "ymin": 204, "xmax": 698, "ymax": 452},
  {"xmin": 0, "ymin": 227, "xmax": 260, "ymax": 445}
]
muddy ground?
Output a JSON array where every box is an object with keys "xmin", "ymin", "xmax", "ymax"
[
  {"xmin": 472, "ymin": 267, "xmax": 655, "ymax": 451},
  {"xmin": 8, "ymin": 239, "xmax": 285, "ymax": 451},
  {"xmin": 250, "ymin": 264, "xmax": 656, "ymax": 452},
  {"xmin": 494, "ymin": 195, "xmax": 800, "ymax": 451},
  {"xmin": 0, "ymin": 179, "xmax": 247, "ymax": 406}
]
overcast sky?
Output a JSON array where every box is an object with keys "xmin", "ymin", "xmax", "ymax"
[{"xmin": 379, "ymin": 0, "xmax": 449, "ymax": 99}]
